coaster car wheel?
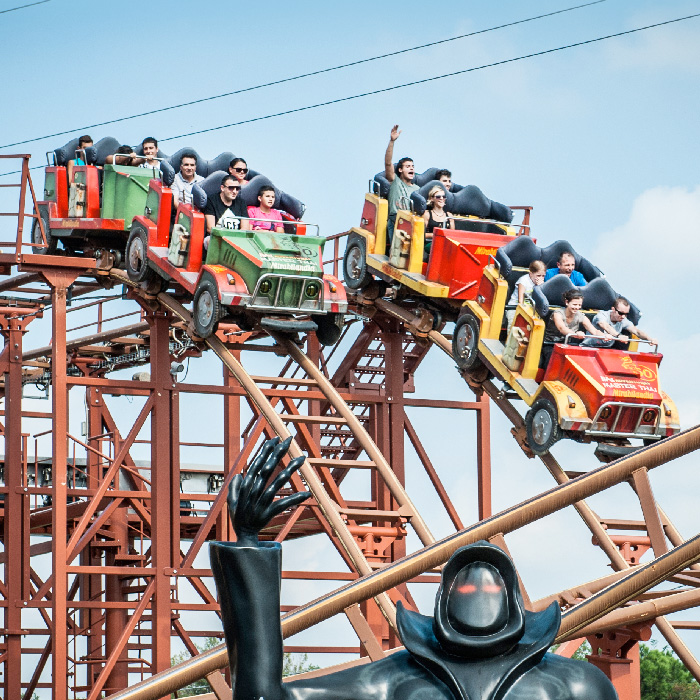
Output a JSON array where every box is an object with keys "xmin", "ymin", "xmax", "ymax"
[
  {"xmin": 343, "ymin": 235, "xmax": 371, "ymax": 290},
  {"xmin": 525, "ymin": 398, "xmax": 562, "ymax": 456},
  {"xmin": 193, "ymin": 274, "xmax": 221, "ymax": 338},
  {"xmin": 31, "ymin": 207, "xmax": 57, "ymax": 255},
  {"xmin": 125, "ymin": 224, "xmax": 154, "ymax": 284},
  {"xmin": 452, "ymin": 312, "xmax": 483, "ymax": 371}
]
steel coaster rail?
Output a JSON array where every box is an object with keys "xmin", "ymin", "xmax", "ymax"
[
  {"xmin": 113, "ymin": 271, "xmax": 439, "ymax": 623},
  {"xmin": 421, "ymin": 323, "xmax": 700, "ymax": 679},
  {"xmin": 102, "ymin": 424, "xmax": 700, "ymax": 700}
]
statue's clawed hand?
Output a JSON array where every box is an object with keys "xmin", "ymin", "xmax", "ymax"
[{"xmin": 228, "ymin": 436, "xmax": 311, "ymax": 546}]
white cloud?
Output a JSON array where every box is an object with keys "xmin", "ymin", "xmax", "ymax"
[
  {"xmin": 593, "ymin": 184, "xmax": 700, "ymax": 335},
  {"xmin": 593, "ymin": 184, "xmax": 700, "ymax": 427}
]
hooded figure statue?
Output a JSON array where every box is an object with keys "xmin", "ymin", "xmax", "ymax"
[{"xmin": 210, "ymin": 438, "xmax": 618, "ymax": 700}]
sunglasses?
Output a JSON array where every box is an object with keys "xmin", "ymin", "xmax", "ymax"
[
  {"xmin": 614, "ymin": 309, "xmax": 628, "ymax": 316},
  {"xmin": 232, "ymin": 167, "xmax": 248, "ymax": 174},
  {"xmin": 224, "ymin": 185, "xmax": 241, "ymax": 191},
  {"xmin": 433, "ymin": 194, "xmax": 445, "ymax": 200}
]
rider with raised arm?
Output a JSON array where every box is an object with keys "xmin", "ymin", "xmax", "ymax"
[
  {"xmin": 384, "ymin": 125, "xmax": 418, "ymax": 245},
  {"xmin": 210, "ymin": 437, "xmax": 617, "ymax": 700}
]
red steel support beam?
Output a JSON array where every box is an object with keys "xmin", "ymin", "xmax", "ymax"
[
  {"xmin": 1, "ymin": 311, "xmax": 34, "ymax": 700},
  {"xmin": 149, "ymin": 310, "xmax": 175, "ymax": 695},
  {"xmin": 43, "ymin": 268, "xmax": 81, "ymax": 700}
]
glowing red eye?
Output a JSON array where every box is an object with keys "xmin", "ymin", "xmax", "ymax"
[
  {"xmin": 482, "ymin": 585, "xmax": 503, "ymax": 593},
  {"xmin": 457, "ymin": 584, "xmax": 477, "ymax": 593}
]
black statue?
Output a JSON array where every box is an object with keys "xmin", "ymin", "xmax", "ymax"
[{"xmin": 210, "ymin": 437, "xmax": 618, "ymax": 700}]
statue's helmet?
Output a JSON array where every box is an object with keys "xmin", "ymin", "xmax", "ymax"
[{"xmin": 433, "ymin": 542, "xmax": 525, "ymax": 658}]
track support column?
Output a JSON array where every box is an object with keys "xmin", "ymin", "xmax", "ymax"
[
  {"xmin": 41, "ymin": 268, "xmax": 81, "ymax": 700},
  {"xmin": 0, "ymin": 308, "xmax": 36, "ymax": 700},
  {"xmin": 148, "ymin": 310, "xmax": 176, "ymax": 692}
]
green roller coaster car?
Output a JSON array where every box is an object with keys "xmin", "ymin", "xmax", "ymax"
[{"xmin": 125, "ymin": 182, "xmax": 347, "ymax": 343}]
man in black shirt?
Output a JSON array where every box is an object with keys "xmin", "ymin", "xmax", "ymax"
[{"xmin": 203, "ymin": 175, "xmax": 249, "ymax": 248}]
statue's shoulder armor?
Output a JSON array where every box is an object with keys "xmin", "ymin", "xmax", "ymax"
[{"xmin": 506, "ymin": 654, "xmax": 617, "ymax": 700}]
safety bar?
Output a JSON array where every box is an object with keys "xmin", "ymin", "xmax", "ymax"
[
  {"xmin": 563, "ymin": 332, "xmax": 659, "ymax": 354},
  {"xmin": 250, "ymin": 218, "xmax": 320, "ymax": 237}
]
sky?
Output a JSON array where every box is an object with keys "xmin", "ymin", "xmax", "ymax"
[{"xmin": 3, "ymin": 0, "xmax": 700, "ymax": 689}]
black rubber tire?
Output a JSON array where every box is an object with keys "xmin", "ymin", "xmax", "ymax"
[
  {"xmin": 31, "ymin": 207, "xmax": 56, "ymax": 255},
  {"xmin": 525, "ymin": 398, "xmax": 562, "ymax": 456},
  {"xmin": 452, "ymin": 313, "xmax": 482, "ymax": 370},
  {"xmin": 314, "ymin": 313, "xmax": 343, "ymax": 346},
  {"xmin": 193, "ymin": 275, "xmax": 221, "ymax": 338},
  {"xmin": 343, "ymin": 236, "xmax": 371, "ymax": 290},
  {"xmin": 125, "ymin": 224, "xmax": 153, "ymax": 283}
]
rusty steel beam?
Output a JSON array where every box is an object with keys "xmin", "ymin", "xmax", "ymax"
[
  {"xmin": 556, "ymin": 532, "xmax": 700, "ymax": 641},
  {"xmin": 23, "ymin": 321, "xmax": 149, "ymax": 360},
  {"xmin": 102, "ymin": 425, "xmax": 700, "ymax": 700}
]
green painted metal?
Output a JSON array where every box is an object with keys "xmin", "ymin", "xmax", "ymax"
[
  {"xmin": 44, "ymin": 170, "xmax": 57, "ymax": 203},
  {"xmin": 101, "ymin": 164, "xmax": 155, "ymax": 228},
  {"xmin": 206, "ymin": 228, "xmax": 326, "ymax": 296}
]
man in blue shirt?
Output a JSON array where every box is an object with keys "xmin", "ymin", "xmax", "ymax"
[{"xmin": 544, "ymin": 251, "xmax": 586, "ymax": 286}]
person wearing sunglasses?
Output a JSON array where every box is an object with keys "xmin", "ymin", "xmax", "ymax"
[
  {"xmin": 592, "ymin": 296, "xmax": 658, "ymax": 349},
  {"xmin": 229, "ymin": 158, "xmax": 250, "ymax": 187},
  {"xmin": 422, "ymin": 185, "xmax": 453, "ymax": 262},
  {"xmin": 203, "ymin": 174, "xmax": 250, "ymax": 248}
]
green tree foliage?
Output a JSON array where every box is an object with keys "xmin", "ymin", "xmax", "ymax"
[
  {"xmin": 171, "ymin": 637, "xmax": 220, "ymax": 698},
  {"xmin": 640, "ymin": 642, "xmax": 700, "ymax": 700},
  {"xmin": 283, "ymin": 652, "xmax": 320, "ymax": 678},
  {"xmin": 170, "ymin": 639, "xmax": 319, "ymax": 698}
]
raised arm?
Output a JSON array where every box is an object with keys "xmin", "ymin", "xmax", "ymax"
[
  {"xmin": 210, "ymin": 437, "xmax": 310, "ymax": 700},
  {"xmin": 228, "ymin": 436, "xmax": 311, "ymax": 546},
  {"xmin": 384, "ymin": 125, "xmax": 401, "ymax": 182}
]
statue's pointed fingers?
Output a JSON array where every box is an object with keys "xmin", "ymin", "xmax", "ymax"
[
  {"xmin": 260, "ymin": 455, "xmax": 306, "ymax": 507},
  {"xmin": 262, "ymin": 490, "xmax": 312, "ymax": 524},
  {"xmin": 248, "ymin": 435, "xmax": 293, "ymax": 508}
]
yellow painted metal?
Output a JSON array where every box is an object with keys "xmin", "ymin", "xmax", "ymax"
[
  {"xmin": 536, "ymin": 381, "xmax": 590, "ymax": 424},
  {"xmin": 365, "ymin": 193, "xmax": 386, "ymax": 255}
]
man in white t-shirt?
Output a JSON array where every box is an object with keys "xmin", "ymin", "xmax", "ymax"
[
  {"xmin": 384, "ymin": 125, "xmax": 419, "ymax": 245},
  {"xmin": 592, "ymin": 296, "xmax": 658, "ymax": 349},
  {"xmin": 171, "ymin": 152, "xmax": 204, "ymax": 208},
  {"xmin": 138, "ymin": 137, "xmax": 160, "ymax": 169}
]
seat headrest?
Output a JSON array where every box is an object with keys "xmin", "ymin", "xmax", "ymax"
[
  {"xmin": 499, "ymin": 235, "xmax": 541, "ymax": 270},
  {"xmin": 53, "ymin": 138, "xmax": 80, "ymax": 167},
  {"xmin": 532, "ymin": 285, "xmax": 550, "ymax": 319},
  {"xmin": 540, "ymin": 240, "xmax": 581, "ymax": 269},
  {"xmin": 541, "ymin": 274, "xmax": 575, "ymax": 305},
  {"xmin": 450, "ymin": 185, "xmax": 495, "ymax": 219},
  {"xmin": 199, "ymin": 171, "xmax": 229, "ymax": 198},
  {"xmin": 83, "ymin": 146, "xmax": 98, "ymax": 166},
  {"xmin": 410, "ymin": 191, "xmax": 427, "ymax": 215},
  {"xmin": 92, "ymin": 137, "xmax": 122, "ymax": 166},
  {"xmin": 373, "ymin": 172, "xmax": 391, "ymax": 199},
  {"xmin": 159, "ymin": 160, "xmax": 175, "ymax": 187},
  {"xmin": 191, "ymin": 183, "xmax": 207, "ymax": 211}
]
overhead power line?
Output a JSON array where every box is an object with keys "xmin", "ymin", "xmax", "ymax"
[
  {"xmin": 157, "ymin": 11, "xmax": 700, "ymax": 143},
  {"xmin": 0, "ymin": 0, "xmax": 606, "ymax": 150},
  {"xmin": 1, "ymin": 0, "xmax": 50, "ymax": 15},
  {"xmin": 1, "ymin": 9, "xmax": 698, "ymax": 178}
]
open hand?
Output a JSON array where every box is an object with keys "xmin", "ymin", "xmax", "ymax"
[
  {"xmin": 390, "ymin": 125, "xmax": 402, "ymax": 141},
  {"xmin": 227, "ymin": 437, "xmax": 311, "ymax": 546}
]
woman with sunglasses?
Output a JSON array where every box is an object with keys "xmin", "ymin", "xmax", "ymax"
[
  {"xmin": 422, "ymin": 185, "xmax": 453, "ymax": 261},
  {"xmin": 228, "ymin": 158, "xmax": 250, "ymax": 187}
]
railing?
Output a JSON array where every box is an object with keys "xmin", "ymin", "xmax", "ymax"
[{"xmin": 0, "ymin": 155, "xmax": 44, "ymax": 258}]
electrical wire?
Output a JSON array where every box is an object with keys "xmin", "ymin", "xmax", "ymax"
[
  {"xmin": 0, "ymin": 0, "xmax": 606, "ymax": 150},
  {"xmin": 157, "ymin": 11, "xmax": 700, "ymax": 142},
  {"xmin": 0, "ymin": 0, "xmax": 50, "ymax": 15},
  {"xmin": 1, "ymin": 9, "xmax": 698, "ymax": 177}
]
